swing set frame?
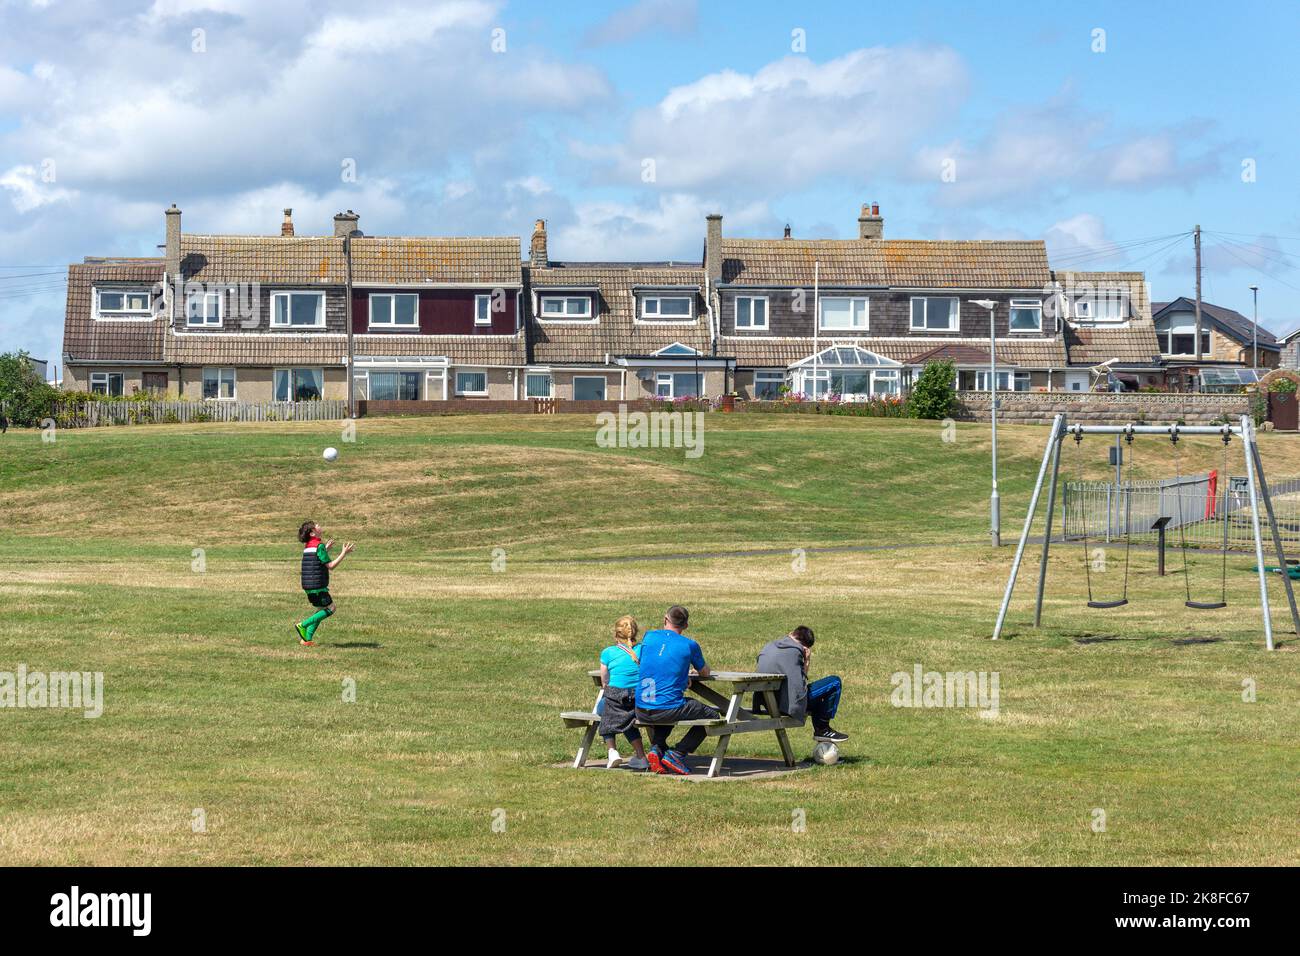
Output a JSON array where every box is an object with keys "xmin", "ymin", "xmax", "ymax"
[{"xmin": 993, "ymin": 414, "xmax": 1300, "ymax": 650}]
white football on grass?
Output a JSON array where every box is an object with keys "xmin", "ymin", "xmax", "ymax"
[{"xmin": 812, "ymin": 742, "xmax": 839, "ymax": 765}]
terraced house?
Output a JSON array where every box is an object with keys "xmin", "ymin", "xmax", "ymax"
[
  {"xmin": 62, "ymin": 202, "xmax": 1162, "ymax": 405},
  {"xmin": 64, "ymin": 206, "xmax": 526, "ymax": 402},
  {"xmin": 710, "ymin": 206, "xmax": 1161, "ymax": 399}
]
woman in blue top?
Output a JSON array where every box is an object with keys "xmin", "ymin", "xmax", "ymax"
[{"xmin": 597, "ymin": 615, "xmax": 649, "ymax": 770}]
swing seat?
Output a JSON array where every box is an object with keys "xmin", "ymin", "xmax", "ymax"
[
  {"xmin": 1087, "ymin": 599, "xmax": 1129, "ymax": 609},
  {"xmin": 1185, "ymin": 600, "xmax": 1227, "ymax": 610}
]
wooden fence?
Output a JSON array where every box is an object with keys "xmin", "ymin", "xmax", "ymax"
[{"xmin": 52, "ymin": 399, "xmax": 348, "ymax": 427}]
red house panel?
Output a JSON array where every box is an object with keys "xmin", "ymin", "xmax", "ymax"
[{"xmin": 351, "ymin": 289, "xmax": 518, "ymax": 335}]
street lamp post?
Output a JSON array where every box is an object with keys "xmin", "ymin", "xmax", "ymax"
[
  {"xmin": 973, "ymin": 299, "xmax": 1000, "ymax": 546},
  {"xmin": 1250, "ymin": 285, "xmax": 1259, "ymax": 370}
]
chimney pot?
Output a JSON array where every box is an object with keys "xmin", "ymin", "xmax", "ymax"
[
  {"xmin": 783, "ymin": 224, "xmax": 792, "ymax": 239},
  {"xmin": 530, "ymin": 219, "xmax": 548, "ymax": 267},
  {"xmin": 281, "ymin": 208, "xmax": 294, "ymax": 237},
  {"xmin": 858, "ymin": 201, "xmax": 883, "ymax": 240}
]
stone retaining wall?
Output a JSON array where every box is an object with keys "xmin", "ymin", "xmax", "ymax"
[{"xmin": 956, "ymin": 392, "xmax": 1250, "ymax": 425}]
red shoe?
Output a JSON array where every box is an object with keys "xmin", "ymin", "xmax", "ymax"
[
  {"xmin": 660, "ymin": 750, "xmax": 690, "ymax": 775},
  {"xmin": 646, "ymin": 750, "xmax": 665, "ymax": 774}
]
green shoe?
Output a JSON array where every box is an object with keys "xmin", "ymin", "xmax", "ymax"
[{"xmin": 295, "ymin": 622, "xmax": 313, "ymax": 645}]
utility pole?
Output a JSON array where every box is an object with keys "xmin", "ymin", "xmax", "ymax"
[
  {"xmin": 1194, "ymin": 224, "xmax": 1203, "ymax": 371},
  {"xmin": 1250, "ymin": 285, "xmax": 1259, "ymax": 370},
  {"xmin": 344, "ymin": 232, "xmax": 355, "ymax": 418}
]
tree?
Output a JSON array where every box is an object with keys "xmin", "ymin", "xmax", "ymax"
[
  {"xmin": 0, "ymin": 351, "xmax": 59, "ymax": 427},
  {"xmin": 909, "ymin": 359, "xmax": 957, "ymax": 420}
]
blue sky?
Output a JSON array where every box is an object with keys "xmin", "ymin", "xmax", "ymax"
[{"xmin": 2, "ymin": 0, "xmax": 1298, "ymax": 368}]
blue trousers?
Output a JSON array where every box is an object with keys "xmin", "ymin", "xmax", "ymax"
[{"xmin": 807, "ymin": 675, "xmax": 842, "ymax": 726}]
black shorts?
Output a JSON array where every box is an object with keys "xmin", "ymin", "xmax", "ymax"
[
  {"xmin": 306, "ymin": 590, "xmax": 333, "ymax": 608},
  {"xmin": 598, "ymin": 687, "xmax": 638, "ymax": 737}
]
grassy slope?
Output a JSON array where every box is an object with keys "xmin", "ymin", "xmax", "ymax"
[{"xmin": 0, "ymin": 414, "xmax": 1297, "ymax": 865}]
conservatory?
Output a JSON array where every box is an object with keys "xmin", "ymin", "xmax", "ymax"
[{"xmin": 789, "ymin": 345, "xmax": 903, "ymax": 399}]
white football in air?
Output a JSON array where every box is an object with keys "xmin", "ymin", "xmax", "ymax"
[
  {"xmin": 812, "ymin": 742, "xmax": 839, "ymax": 766},
  {"xmin": 322, "ymin": 447, "xmax": 339, "ymax": 462}
]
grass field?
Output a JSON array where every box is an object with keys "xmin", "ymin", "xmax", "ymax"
[{"xmin": 1, "ymin": 413, "xmax": 1297, "ymax": 865}]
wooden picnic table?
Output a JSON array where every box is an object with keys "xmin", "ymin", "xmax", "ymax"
[{"xmin": 561, "ymin": 669, "xmax": 804, "ymax": 778}]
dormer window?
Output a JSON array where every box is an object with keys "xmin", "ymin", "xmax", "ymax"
[
  {"xmin": 94, "ymin": 287, "xmax": 153, "ymax": 321},
  {"xmin": 539, "ymin": 295, "xmax": 592, "ymax": 320},
  {"xmin": 639, "ymin": 295, "xmax": 694, "ymax": 321},
  {"xmin": 1074, "ymin": 295, "xmax": 1127, "ymax": 322}
]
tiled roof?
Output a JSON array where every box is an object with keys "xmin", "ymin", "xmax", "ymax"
[
  {"xmin": 528, "ymin": 263, "xmax": 710, "ymax": 361},
  {"xmin": 1063, "ymin": 326, "xmax": 1161, "ymax": 366},
  {"xmin": 1055, "ymin": 271, "xmax": 1161, "ymax": 366},
  {"xmin": 63, "ymin": 259, "xmax": 166, "ymax": 364},
  {"xmin": 723, "ymin": 336, "xmax": 1066, "ymax": 368},
  {"xmin": 720, "ymin": 238, "xmax": 1051, "ymax": 288},
  {"xmin": 164, "ymin": 333, "xmax": 525, "ymax": 366},
  {"xmin": 181, "ymin": 235, "xmax": 522, "ymax": 286},
  {"xmin": 1151, "ymin": 297, "xmax": 1280, "ymax": 348}
]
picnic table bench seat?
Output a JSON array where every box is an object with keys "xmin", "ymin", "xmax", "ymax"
[{"xmin": 560, "ymin": 669, "xmax": 802, "ymax": 777}]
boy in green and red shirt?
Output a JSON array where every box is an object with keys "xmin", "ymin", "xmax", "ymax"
[{"xmin": 295, "ymin": 520, "xmax": 355, "ymax": 646}]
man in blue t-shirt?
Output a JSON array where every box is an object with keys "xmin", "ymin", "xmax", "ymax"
[{"xmin": 634, "ymin": 605, "xmax": 719, "ymax": 775}]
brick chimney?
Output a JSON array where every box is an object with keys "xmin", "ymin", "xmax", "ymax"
[
  {"xmin": 530, "ymin": 219, "xmax": 548, "ymax": 268},
  {"xmin": 858, "ymin": 202, "xmax": 883, "ymax": 240},
  {"xmin": 281, "ymin": 208, "xmax": 295, "ymax": 237},
  {"xmin": 165, "ymin": 204, "xmax": 182, "ymax": 280},
  {"xmin": 705, "ymin": 213, "xmax": 723, "ymax": 282},
  {"xmin": 333, "ymin": 209, "xmax": 360, "ymax": 237}
]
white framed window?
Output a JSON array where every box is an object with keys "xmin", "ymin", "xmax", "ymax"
[
  {"xmin": 819, "ymin": 297, "xmax": 869, "ymax": 331},
  {"xmin": 368, "ymin": 293, "xmax": 418, "ymax": 329},
  {"xmin": 539, "ymin": 295, "xmax": 593, "ymax": 321},
  {"xmin": 735, "ymin": 296, "xmax": 768, "ymax": 330},
  {"xmin": 525, "ymin": 372, "xmax": 553, "ymax": 398},
  {"xmin": 271, "ymin": 291, "xmax": 326, "ymax": 328},
  {"xmin": 910, "ymin": 296, "xmax": 960, "ymax": 332},
  {"xmin": 654, "ymin": 371, "xmax": 704, "ymax": 399},
  {"xmin": 1074, "ymin": 295, "xmax": 1127, "ymax": 321},
  {"xmin": 94, "ymin": 288, "xmax": 153, "ymax": 321},
  {"xmin": 572, "ymin": 376, "xmax": 607, "ymax": 401},
  {"xmin": 273, "ymin": 368, "xmax": 323, "ymax": 401},
  {"xmin": 754, "ymin": 370, "xmax": 784, "ymax": 400},
  {"xmin": 475, "ymin": 294, "xmax": 493, "ymax": 327},
  {"xmin": 202, "ymin": 367, "xmax": 236, "ymax": 400},
  {"xmin": 639, "ymin": 295, "xmax": 694, "ymax": 321},
  {"xmin": 186, "ymin": 290, "xmax": 224, "ymax": 327},
  {"xmin": 353, "ymin": 371, "xmax": 369, "ymax": 401},
  {"xmin": 1009, "ymin": 299, "xmax": 1042, "ymax": 333},
  {"xmin": 975, "ymin": 370, "xmax": 1031, "ymax": 392},
  {"xmin": 455, "ymin": 369, "xmax": 488, "ymax": 396},
  {"xmin": 89, "ymin": 372, "xmax": 125, "ymax": 396}
]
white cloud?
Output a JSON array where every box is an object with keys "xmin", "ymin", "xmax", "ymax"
[
  {"xmin": 916, "ymin": 95, "xmax": 1224, "ymax": 206},
  {"xmin": 0, "ymin": 164, "xmax": 77, "ymax": 213},
  {"xmin": 579, "ymin": 45, "xmax": 968, "ymax": 193},
  {"xmin": 555, "ymin": 193, "xmax": 766, "ymax": 262}
]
